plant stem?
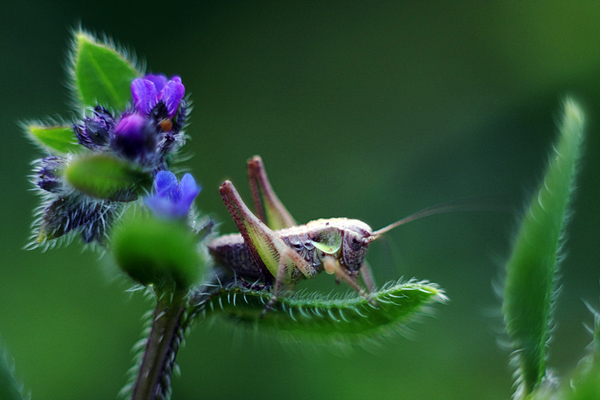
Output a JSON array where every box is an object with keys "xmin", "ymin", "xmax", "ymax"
[{"xmin": 131, "ymin": 292, "xmax": 186, "ymax": 400}]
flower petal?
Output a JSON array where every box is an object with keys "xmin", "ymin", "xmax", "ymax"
[
  {"xmin": 161, "ymin": 78, "xmax": 185, "ymax": 118},
  {"xmin": 179, "ymin": 173, "xmax": 201, "ymax": 209},
  {"xmin": 154, "ymin": 170, "xmax": 179, "ymax": 196},
  {"xmin": 144, "ymin": 195, "xmax": 175, "ymax": 218},
  {"xmin": 131, "ymin": 78, "xmax": 158, "ymax": 115},
  {"xmin": 144, "ymin": 74, "xmax": 168, "ymax": 92}
]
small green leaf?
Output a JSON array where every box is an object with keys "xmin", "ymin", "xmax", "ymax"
[
  {"xmin": 503, "ymin": 99, "xmax": 585, "ymax": 397},
  {"xmin": 65, "ymin": 154, "xmax": 151, "ymax": 201},
  {"xmin": 25, "ymin": 124, "xmax": 80, "ymax": 154},
  {"xmin": 198, "ymin": 280, "xmax": 446, "ymax": 339},
  {"xmin": 72, "ymin": 31, "xmax": 140, "ymax": 110},
  {"xmin": 112, "ymin": 213, "xmax": 205, "ymax": 291}
]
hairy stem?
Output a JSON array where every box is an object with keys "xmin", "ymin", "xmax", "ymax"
[{"xmin": 131, "ymin": 292, "xmax": 186, "ymax": 400}]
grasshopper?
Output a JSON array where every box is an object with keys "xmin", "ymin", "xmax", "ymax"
[{"xmin": 209, "ymin": 156, "xmax": 457, "ymax": 315}]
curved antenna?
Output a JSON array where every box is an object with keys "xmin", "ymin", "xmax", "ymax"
[{"xmin": 371, "ymin": 198, "xmax": 510, "ymax": 239}]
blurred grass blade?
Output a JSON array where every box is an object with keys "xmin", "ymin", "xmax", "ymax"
[
  {"xmin": 72, "ymin": 30, "xmax": 140, "ymax": 110},
  {"xmin": 502, "ymin": 99, "xmax": 585, "ymax": 397},
  {"xmin": 198, "ymin": 280, "xmax": 446, "ymax": 339},
  {"xmin": 0, "ymin": 346, "xmax": 27, "ymax": 400},
  {"xmin": 25, "ymin": 123, "xmax": 80, "ymax": 154}
]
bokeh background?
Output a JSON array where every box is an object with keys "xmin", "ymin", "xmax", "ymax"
[{"xmin": 1, "ymin": 1, "xmax": 600, "ymax": 399}]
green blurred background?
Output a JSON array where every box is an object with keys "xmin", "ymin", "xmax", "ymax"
[{"xmin": 2, "ymin": 1, "xmax": 600, "ymax": 399}]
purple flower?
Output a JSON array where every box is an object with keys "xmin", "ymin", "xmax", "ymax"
[
  {"xmin": 145, "ymin": 171, "xmax": 201, "ymax": 219},
  {"xmin": 110, "ymin": 113, "xmax": 157, "ymax": 160},
  {"xmin": 131, "ymin": 74, "xmax": 185, "ymax": 118}
]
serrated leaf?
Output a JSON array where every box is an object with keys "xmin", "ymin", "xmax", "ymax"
[
  {"xmin": 26, "ymin": 124, "xmax": 80, "ymax": 154},
  {"xmin": 65, "ymin": 154, "xmax": 151, "ymax": 201},
  {"xmin": 503, "ymin": 99, "xmax": 585, "ymax": 397},
  {"xmin": 73, "ymin": 31, "xmax": 140, "ymax": 110},
  {"xmin": 199, "ymin": 280, "xmax": 446, "ymax": 339}
]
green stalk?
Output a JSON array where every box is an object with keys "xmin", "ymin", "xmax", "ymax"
[{"xmin": 130, "ymin": 292, "xmax": 186, "ymax": 400}]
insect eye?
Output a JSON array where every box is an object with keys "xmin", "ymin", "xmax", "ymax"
[{"xmin": 351, "ymin": 238, "xmax": 362, "ymax": 251}]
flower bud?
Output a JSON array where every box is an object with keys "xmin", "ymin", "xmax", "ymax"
[
  {"xmin": 111, "ymin": 113, "xmax": 157, "ymax": 161},
  {"xmin": 112, "ymin": 213, "xmax": 204, "ymax": 291},
  {"xmin": 74, "ymin": 106, "xmax": 115, "ymax": 150},
  {"xmin": 36, "ymin": 156, "xmax": 67, "ymax": 193},
  {"xmin": 65, "ymin": 154, "xmax": 151, "ymax": 201}
]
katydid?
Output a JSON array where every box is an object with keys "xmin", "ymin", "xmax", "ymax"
[{"xmin": 208, "ymin": 156, "xmax": 469, "ymax": 315}]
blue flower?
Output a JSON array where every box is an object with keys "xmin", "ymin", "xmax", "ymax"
[
  {"xmin": 145, "ymin": 171, "xmax": 201, "ymax": 219},
  {"xmin": 131, "ymin": 74, "xmax": 185, "ymax": 118}
]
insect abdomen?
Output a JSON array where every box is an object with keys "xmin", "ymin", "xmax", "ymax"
[{"xmin": 208, "ymin": 234, "xmax": 263, "ymax": 280}]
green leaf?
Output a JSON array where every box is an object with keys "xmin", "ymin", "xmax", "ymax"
[
  {"xmin": 72, "ymin": 31, "xmax": 140, "ymax": 110},
  {"xmin": 25, "ymin": 123, "xmax": 80, "ymax": 154},
  {"xmin": 112, "ymin": 213, "xmax": 205, "ymax": 291},
  {"xmin": 502, "ymin": 99, "xmax": 585, "ymax": 397},
  {"xmin": 65, "ymin": 154, "xmax": 152, "ymax": 201},
  {"xmin": 198, "ymin": 280, "xmax": 446, "ymax": 339}
]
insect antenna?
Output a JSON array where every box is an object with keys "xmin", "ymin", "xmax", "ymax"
[{"xmin": 371, "ymin": 197, "xmax": 510, "ymax": 240}]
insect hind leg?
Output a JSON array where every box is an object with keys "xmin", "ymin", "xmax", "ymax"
[{"xmin": 247, "ymin": 156, "xmax": 297, "ymax": 230}]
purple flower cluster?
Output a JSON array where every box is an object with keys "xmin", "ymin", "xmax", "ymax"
[
  {"xmin": 73, "ymin": 74, "xmax": 187, "ymax": 168},
  {"xmin": 33, "ymin": 74, "xmax": 193, "ymax": 246}
]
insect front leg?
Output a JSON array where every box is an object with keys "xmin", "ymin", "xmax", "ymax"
[
  {"xmin": 323, "ymin": 257, "xmax": 376, "ymax": 306},
  {"xmin": 247, "ymin": 156, "xmax": 297, "ymax": 230},
  {"xmin": 360, "ymin": 261, "xmax": 377, "ymax": 292}
]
